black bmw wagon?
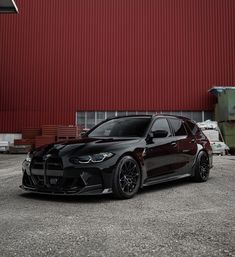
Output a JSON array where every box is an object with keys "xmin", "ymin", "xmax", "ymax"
[{"xmin": 21, "ymin": 115, "xmax": 213, "ymax": 199}]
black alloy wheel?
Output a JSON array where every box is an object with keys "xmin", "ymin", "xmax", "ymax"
[
  {"xmin": 193, "ymin": 151, "xmax": 210, "ymax": 182},
  {"xmin": 112, "ymin": 156, "xmax": 141, "ymax": 199}
]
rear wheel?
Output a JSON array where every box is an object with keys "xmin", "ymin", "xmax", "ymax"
[
  {"xmin": 112, "ymin": 156, "xmax": 141, "ymax": 199},
  {"xmin": 193, "ymin": 151, "xmax": 210, "ymax": 182}
]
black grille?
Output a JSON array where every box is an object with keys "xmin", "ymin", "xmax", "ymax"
[
  {"xmin": 29, "ymin": 175, "xmax": 85, "ymax": 189},
  {"xmin": 62, "ymin": 177, "xmax": 85, "ymax": 189},
  {"xmin": 31, "ymin": 157, "xmax": 43, "ymax": 169},
  {"xmin": 24, "ymin": 156, "xmax": 87, "ymax": 191},
  {"xmin": 31, "ymin": 156, "xmax": 63, "ymax": 170},
  {"xmin": 32, "ymin": 175, "xmax": 44, "ymax": 186},
  {"xmin": 47, "ymin": 158, "xmax": 63, "ymax": 170}
]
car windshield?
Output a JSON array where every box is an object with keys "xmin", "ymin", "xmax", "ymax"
[{"xmin": 88, "ymin": 117, "xmax": 151, "ymax": 138}]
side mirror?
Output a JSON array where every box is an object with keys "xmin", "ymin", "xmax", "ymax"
[
  {"xmin": 80, "ymin": 131, "xmax": 87, "ymax": 138},
  {"xmin": 80, "ymin": 128, "xmax": 90, "ymax": 138},
  {"xmin": 151, "ymin": 130, "xmax": 168, "ymax": 138}
]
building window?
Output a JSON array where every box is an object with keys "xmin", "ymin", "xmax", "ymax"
[
  {"xmin": 76, "ymin": 111, "xmax": 211, "ymax": 129},
  {"xmin": 87, "ymin": 112, "xmax": 96, "ymax": 129},
  {"xmin": 106, "ymin": 112, "xmax": 116, "ymax": 119},
  {"xmin": 117, "ymin": 111, "xmax": 127, "ymax": 117},
  {"xmin": 77, "ymin": 112, "xmax": 86, "ymax": 128},
  {"xmin": 97, "ymin": 112, "xmax": 105, "ymax": 124}
]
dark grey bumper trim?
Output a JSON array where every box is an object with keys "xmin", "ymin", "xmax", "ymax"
[{"xmin": 20, "ymin": 184, "xmax": 104, "ymax": 196}]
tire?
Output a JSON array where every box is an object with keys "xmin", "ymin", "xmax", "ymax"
[
  {"xmin": 112, "ymin": 156, "xmax": 141, "ymax": 199},
  {"xmin": 193, "ymin": 151, "xmax": 210, "ymax": 182}
]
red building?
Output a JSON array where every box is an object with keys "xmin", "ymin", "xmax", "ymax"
[{"xmin": 0, "ymin": 0, "xmax": 234, "ymax": 132}]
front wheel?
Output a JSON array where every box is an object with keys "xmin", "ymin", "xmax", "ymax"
[
  {"xmin": 112, "ymin": 156, "xmax": 141, "ymax": 199},
  {"xmin": 193, "ymin": 151, "xmax": 210, "ymax": 182}
]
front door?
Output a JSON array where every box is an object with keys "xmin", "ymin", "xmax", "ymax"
[{"xmin": 144, "ymin": 118, "xmax": 178, "ymax": 180}]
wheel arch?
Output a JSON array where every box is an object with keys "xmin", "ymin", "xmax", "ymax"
[
  {"xmin": 115, "ymin": 151, "xmax": 144, "ymax": 187},
  {"xmin": 192, "ymin": 145, "xmax": 210, "ymax": 176},
  {"xmin": 112, "ymin": 152, "xmax": 143, "ymax": 199}
]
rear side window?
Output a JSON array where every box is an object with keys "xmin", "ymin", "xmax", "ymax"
[
  {"xmin": 186, "ymin": 120, "xmax": 200, "ymax": 135},
  {"xmin": 169, "ymin": 118, "xmax": 187, "ymax": 136},
  {"xmin": 151, "ymin": 118, "xmax": 172, "ymax": 136}
]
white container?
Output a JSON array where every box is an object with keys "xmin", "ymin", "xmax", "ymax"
[
  {"xmin": 0, "ymin": 141, "xmax": 10, "ymax": 152},
  {"xmin": 0, "ymin": 133, "xmax": 22, "ymax": 144},
  {"xmin": 203, "ymin": 130, "xmax": 219, "ymax": 142}
]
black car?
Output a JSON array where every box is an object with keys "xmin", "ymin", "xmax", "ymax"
[{"xmin": 20, "ymin": 115, "xmax": 213, "ymax": 199}]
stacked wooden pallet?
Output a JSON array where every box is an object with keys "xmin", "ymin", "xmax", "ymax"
[
  {"xmin": 22, "ymin": 128, "xmax": 41, "ymax": 140},
  {"xmin": 35, "ymin": 125, "xmax": 58, "ymax": 148},
  {"xmin": 10, "ymin": 125, "xmax": 82, "ymax": 151},
  {"xmin": 57, "ymin": 125, "xmax": 82, "ymax": 142},
  {"xmin": 11, "ymin": 128, "xmax": 41, "ymax": 153}
]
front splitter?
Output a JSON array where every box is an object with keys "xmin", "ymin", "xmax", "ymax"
[{"xmin": 20, "ymin": 184, "xmax": 112, "ymax": 196}]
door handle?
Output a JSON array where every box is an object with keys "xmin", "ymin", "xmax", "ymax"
[
  {"xmin": 171, "ymin": 142, "xmax": 177, "ymax": 147},
  {"xmin": 191, "ymin": 139, "xmax": 196, "ymax": 143}
]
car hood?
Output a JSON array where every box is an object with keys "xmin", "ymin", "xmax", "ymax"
[{"xmin": 32, "ymin": 137, "xmax": 143, "ymax": 158}]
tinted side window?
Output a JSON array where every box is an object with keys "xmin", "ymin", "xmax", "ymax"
[
  {"xmin": 151, "ymin": 118, "xmax": 171, "ymax": 136},
  {"xmin": 169, "ymin": 118, "xmax": 187, "ymax": 136},
  {"xmin": 186, "ymin": 120, "xmax": 200, "ymax": 135}
]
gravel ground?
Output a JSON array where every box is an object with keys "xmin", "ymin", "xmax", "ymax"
[{"xmin": 0, "ymin": 154, "xmax": 234, "ymax": 257}]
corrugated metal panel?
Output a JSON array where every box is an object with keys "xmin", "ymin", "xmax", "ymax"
[{"xmin": 0, "ymin": 0, "xmax": 235, "ymax": 132}]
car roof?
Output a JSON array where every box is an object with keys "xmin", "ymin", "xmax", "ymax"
[
  {"xmin": 154, "ymin": 114, "xmax": 193, "ymax": 121},
  {"xmin": 105, "ymin": 114, "xmax": 193, "ymax": 122}
]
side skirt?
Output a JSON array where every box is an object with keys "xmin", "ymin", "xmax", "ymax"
[{"xmin": 143, "ymin": 173, "xmax": 192, "ymax": 187}]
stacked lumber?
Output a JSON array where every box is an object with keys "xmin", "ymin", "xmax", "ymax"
[
  {"xmin": 35, "ymin": 135, "xmax": 56, "ymax": 148},
  {"xmin": 57, "ymin": 125, "xmax": 82, "ymax": 141},
  {"xmin": 11, "ymin": 124, "xmax": 82, "ymax": 151},
  {"xmin": 11, "ymin": 128, "xmax": 41, "ymax": 153}
]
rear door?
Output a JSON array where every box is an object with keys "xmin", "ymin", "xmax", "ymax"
[{"xmin": 167, "ymin": 117, "xmax": 197, "ymax": 174}]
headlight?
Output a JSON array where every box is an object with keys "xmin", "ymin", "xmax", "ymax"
[
  {"xmin": 25, "ymin": 152, "xmax": 32, "ymax": 162},
  {"xmin": 90, "ymin": 153, "xmax": 114, "ymax": 163},
  {"xmin": 70, "ymin": 152, "xmax": 114, "ymax": 164}
]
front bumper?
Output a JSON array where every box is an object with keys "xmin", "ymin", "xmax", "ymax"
[{"xmin": 20, "ymin": 157, "xmax": 115, "ymax": 195}]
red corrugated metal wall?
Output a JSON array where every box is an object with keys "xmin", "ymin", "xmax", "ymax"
[{"xmin": 0, "ymin": 0, "xmax": 235, "ymax": 132}]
